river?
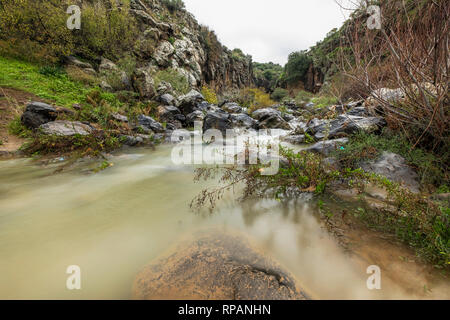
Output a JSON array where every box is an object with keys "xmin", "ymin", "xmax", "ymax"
[{"xmin": 0, "ymin": 143, "xmax": 448, "ymax": 299}]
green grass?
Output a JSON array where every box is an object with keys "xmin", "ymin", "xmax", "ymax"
[
  {"xmin": 0, "ymin": 56, "xmax": 91, "ymax": 107},
  {"xmin": 311, "ymin": 95, "xmax": 338, "ymax": 109}
]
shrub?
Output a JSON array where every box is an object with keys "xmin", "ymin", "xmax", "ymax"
[
  {"xmin": 271, "ymin": 88, "xmax": 289, "ymax": 102},
  {"xmin": 284, "ymin": 51, "xmax": 312, "ymax": 85},
  {"xmin": 162, "ymin": 0, "xmax": 185, "ymax": 12},
  {"xmin": 237, "ymin": 88, "xmax": 275, "ymax": 112},
  {"xmin": 0, "ymin": 0, "xmax": 138, "ymax": 62},
  {"xmin": 295, "ymin": 90, "xmax": 313, "ymax": 104},
  {"xmin": 153, "ymin": 68, "xmax": 190, "ymax": 95},
  {"xmin": 201, "ymin": 86, "xmax": 218, "ymax": 104}
]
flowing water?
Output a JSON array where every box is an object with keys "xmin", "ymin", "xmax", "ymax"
[{"xmin": 0, "ymin": 144, "xmax": 448, "ymax": 300}]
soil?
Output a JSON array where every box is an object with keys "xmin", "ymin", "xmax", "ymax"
[{"xmin": 0, "ymin": 87, "xmax": 47, "ymax": 155}]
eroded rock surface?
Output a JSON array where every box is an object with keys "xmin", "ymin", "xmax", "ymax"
[{"xmin": 133, "ymin": 233, "xmax": 310, "ymax": 300}]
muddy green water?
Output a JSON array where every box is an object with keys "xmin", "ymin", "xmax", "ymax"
[{"xmin": 0, "ymin": 145, "xmax": 447, "ymax": 299}]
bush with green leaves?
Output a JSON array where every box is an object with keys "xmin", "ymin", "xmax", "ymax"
[
  {"xmin": 284, "ymin": 51, "xmax": 312, "ymax": 85},
  {"xmin": 153, "ymin": 68, "xmax": 190, "ymax": 95},
  {"xmin": 161, "ymin": 0, "xmax": 185, "ymax": 12},
  {"xmin": 271, "ymin": 88, "xmax": 289, "ymax": 102}
]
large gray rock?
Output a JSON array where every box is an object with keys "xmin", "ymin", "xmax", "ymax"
[
  {"xmin": 251, "ymin": 108, "xmax": 281, "ymax": 121},
  {"xmin": 222, "ymin": 102, "xmax": 243, "ymax": 114},
  {"xmin": 282, "ymin": 135, "xmax": 306, "ymax": 145},
  {"xmin": 359, "ymin": 152, "xmax": 420, "ymax": 193},
  {"xmin": 185, "ymin": 110, "xmax": 205, "ymax": 127},
  {"xmin": 137, "ymin": 115, "xmax": 165, "ymax": 133},
  {"xmin": 230, "ymin": 113, "xmax": 258, "ymax": 129},
  {"xmin": 132, "ymin": 232, "xmax": 309, "ymax": 300},
  {"xmin": 99, "ymin": 57, "xmax": 118, "ymax": 73},
  {"xmin": 203, "ymin": 112, "xmax": 232, "ymax": 134},
  {"xmin": 156, "ymin": 105, "xmax": 182, "ymax": 123},
  {"xmin": 159, "ymin": 93, "xmax": 176, "ymax": 106},
  {"xmin": 39, "ymin": 121, "xmax": 94, "ymax": 136},
  {"xmin": 21, "ymin": 102, "xmax": 57, "ymax": 129},
  {"xmin": 305, "ymin": 138, "xmax": 349, "ymax": 156},
  {"xmin": 258, "ymin": 114, "xmax": 292, "ymax": 130},
  {"xmin": 308, "ymin": 115, "xmax": 386, "ymax": 140},
  {"xmin": 177, "ymin": 90, "xmax": 204, "ymax": 115},
  {"xmin": 65, "ymin": 56, "xmax": 93, "ymax": 70},
  {"xmin": 153, "ymin": 41, "xmax": 175, "ymax": 67},
  {"xmin": 132, "ymin": 68, "xmax": 156, "ymax": 99}
]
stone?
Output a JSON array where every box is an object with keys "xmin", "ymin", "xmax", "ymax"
[
  {"xmin": 186, "ymin": 110, "xmax": 205, "ymax": 126},
  {"xmin": 221, "ymin": 102, "xmax": 243, "ymax": 114},
  {"xmin": 308, "ymin": 115, "xmax": 386, "ymax": 140},
  {"xmin": 202, "ymin": 112, "xmax": 232, "ymax": 134},
  {"xmin": 177, "ymin": 90, "xmax": 204, "ymax": 115},
  {"xmin": 251, "ymin": 108, "xmax": 281, "ymax": 121},
  {"xmin": 153, "ymin": 41, "xmax": 175, "ymax": 67},
  {"xmin": 137, "ymin": 115, "xmax": 165, "ymax": 133},
  {"xmin": 65, "ymin": 56, "xmax": 93, "ymax": 69},
  {"xmin": 159, "ymin": 93, "xmax": 176, "ymax": 106},
  {"xmin": 359, "ymin": 152, "xmax": 420, "ymax": 193},
  {"xmin": 132, "ymin": 232, "xmax": 310, "ymax": 300},
  {"xmin": 99, "ymin": 57, "xmax": 119, "ymax": 73},
  {"xmin": 258, "ymin": 115, "xmax": 292, "ymax": 130},
  {"xmin": 304, "ymin": 138, "xmax": 349, "ymax": 156},
  {"xmin": 111, "ymin": 113, "xmax": 128, "ymax": 123},
  {"xmin": 21, "ymin": 102, "xmax": 57, "ymax": 129},
  {"xmin": 282, "ymin": 135, "xmax": 305, "ymax": 145},
  {"xmin": 157, "ymin": 105, "xmax": 182, "ymax": 122},
  {"xmin": 100, "ymin": 81, "xmax": 113, "ymax": 93},
  {"xmin": 39, "ymin": 121, "xmax": 94, "ymax": 136},
  {"xmin": 132, "ymin": 68, "xmax": 156, "ymax": 99},
  {"xmin": 230, "ymin": 113, "xmax": 258, "ymax": 129}
]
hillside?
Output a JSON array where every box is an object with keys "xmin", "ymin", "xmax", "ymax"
[{"xmin": 0, "ymin": 0, "xmax": 254, "ymax": 96}]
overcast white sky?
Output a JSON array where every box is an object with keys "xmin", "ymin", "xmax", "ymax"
[{"xmin": 183, "ymin": 0, "xmax": 354, "ymax": 65}]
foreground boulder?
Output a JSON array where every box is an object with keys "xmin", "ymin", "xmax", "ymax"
[
  {"xmin": 132, "ymin": 232, "xmax": 309, "ymax": 300},
  {"xmin": 39, "ymin": 121, "xmax": 94, "ymax": 136},
  {"xmin": 21, "ymin": 102, "xmax": 57, "ymax": 129},
  {"xmin": 359, "ymin": 152, "xmax": 420, "ymax": 193}
]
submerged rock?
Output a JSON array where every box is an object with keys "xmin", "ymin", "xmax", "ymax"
[
  {"xmin": 132, "ymin": 232, "xmax": 310, "ymax": 300},
  {"xmin": 39, "ymin": 121, "xmax": 94, "ymax": 136},
  {"xmin": 21, "ymin": 102, "xmax": 57, "ymax": 129}
]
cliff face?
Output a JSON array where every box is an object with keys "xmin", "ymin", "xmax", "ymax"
[{"xmin": 129, "ymin": 0, "xmax": 254, "ymax": 93}]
